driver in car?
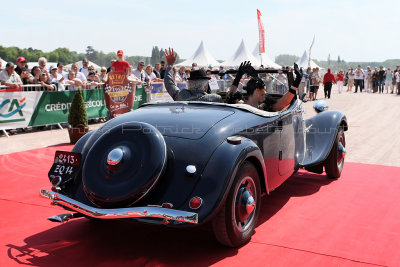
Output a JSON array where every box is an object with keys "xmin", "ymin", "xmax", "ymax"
[{"xmin": 226, "ymin": 61, "xmax": 302, "ymax": 112}]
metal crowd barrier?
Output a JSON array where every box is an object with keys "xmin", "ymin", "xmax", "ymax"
[{"xmin": 0, "ymin": 83, "xmax": 105, "ymax": 92}]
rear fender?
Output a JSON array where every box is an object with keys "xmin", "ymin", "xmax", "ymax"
[
  {"xmin": 301, "ymin": 110, "xmax": 347, "ymax": 168},
  {"xmin": 190, "ymin": 137, "xmax": 267, "ymax": 224},
  {"xmin": 71, "ymin": 130, "xmax": 95, "ymax": 155}
]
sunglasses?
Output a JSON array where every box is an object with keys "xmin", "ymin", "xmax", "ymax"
[{"xmin": 101, "ymin": 70, "xmax": 106, "ymax": 72}]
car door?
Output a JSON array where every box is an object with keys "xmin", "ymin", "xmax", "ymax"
[{"xmin": 278, "ymin": 107, "xmax": 296, "ymax": 177}]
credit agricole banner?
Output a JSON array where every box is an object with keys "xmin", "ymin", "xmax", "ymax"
[{"xmin": 0, "ymin": 87, "xmax": 147, "ymax": 130}]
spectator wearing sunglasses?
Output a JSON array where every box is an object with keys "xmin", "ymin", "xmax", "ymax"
[{"xmin": 15, "ymin": 57, "xmax": 33, "ymax": 84}]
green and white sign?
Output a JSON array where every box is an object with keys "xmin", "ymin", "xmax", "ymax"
[{"xmin": 0, "ymin": 87, "xmax": 147, "ymax": 130}]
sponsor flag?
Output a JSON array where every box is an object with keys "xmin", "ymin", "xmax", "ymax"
[
  {"xmin": 103, "ymin": 71, "xmax": 134, "ymax": 118},
  {"xmin": 257, "ymin": 9, "xmax": 265, "ymax": 54}
]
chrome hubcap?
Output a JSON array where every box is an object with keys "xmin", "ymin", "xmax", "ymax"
[
  {"xmin": 234, "ymin": 176, "xmax": 257, "ymax": 232},
  {"xmin": 107, "ymin": 148, "xmax": 124, "ymax": 166}
]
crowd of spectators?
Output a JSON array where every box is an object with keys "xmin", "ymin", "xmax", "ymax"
[
  {"xmin": 0, "ymin": 56, "xmax": 102, "ymax": 91},
  {"xmin": 341, "ymin": 65, "xmax": 400, "ymax": 95},
  {"xmin": 2, "ymin": 52, "xmax": 399, "ymax": 97},
  {"xmin": 287, "ymin": 65, "xmax": 400, "ymax": 101}
]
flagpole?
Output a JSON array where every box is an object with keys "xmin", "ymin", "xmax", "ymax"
[{"xmin": 308, "ymin": 35, "xmax": 315, "ymax": 68}]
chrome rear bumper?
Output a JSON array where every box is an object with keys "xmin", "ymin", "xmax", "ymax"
[{"xmin": 40, "ymin": 190, "xmax": 198, "ymax": 224}]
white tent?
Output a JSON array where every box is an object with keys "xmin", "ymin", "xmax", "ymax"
[
  {"xmin": 65, "ymin": 60, "xmax": 102, "ymax": 71},
  {"xmin": 176, "ymin": 41, "xmax": 220, "ymax": 68},
  {"xmin": 222, "ymin": 40, "xmax": 259, "ymax": 67},
  {"xmin": 1, "ymin": 58, "xmax": 7, "ymax": 68},
  {"xmin": 296, "ymin": 50, "xmax": 322, "ymax": 70},
  {"xmin": 252, "ymin": 44, "xmax": 281, "ymax": 69}
]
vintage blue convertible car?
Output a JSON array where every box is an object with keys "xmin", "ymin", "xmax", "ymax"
[{"xmin": 41, "ymin": 97, "xmax": 347, "ymax": 247}]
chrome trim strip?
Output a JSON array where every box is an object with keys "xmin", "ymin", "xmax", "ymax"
[{"xmin": 40, "ymin": 190, "xmax": 198, "ymax": 224}]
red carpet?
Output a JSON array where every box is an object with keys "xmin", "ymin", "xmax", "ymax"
[{"xmin": 1, "ymin": 146, "xmax": 400, "ymax": 267}]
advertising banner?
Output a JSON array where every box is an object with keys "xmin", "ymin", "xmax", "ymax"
[
  {"xmin": 0, "ymin": 91, "xmax": 43, "ymax": 130},
  {"xmin": 29, "ymin": 89, "xmax": 107, "ymax": 126},
  {"xmin": 104, "ymin": 71, "xmax": 134, "ymax": 118},
  {"xmin": 1, "ymin": 86, "xmax": 148, "ymax": 130}
]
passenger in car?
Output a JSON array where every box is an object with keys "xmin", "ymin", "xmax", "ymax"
[
  {"xmin": 227, "ymin": 62, "xmax": 302, "ymax": 112},
  {"xmin": 163, "ymin": 48, "xmax": 222, "ymax": 102}
]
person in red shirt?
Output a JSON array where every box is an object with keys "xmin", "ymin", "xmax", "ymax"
[
  {"xmin": 336, "ymin": 70, "xmax": 344, "ymax": 94},
  {"xmin": 111, "ymin": 50, "xmax": 130, "ymax": 74},
  {"xmin": 323, "ymin": 68, "xmax": 337, "ymax": 99}
]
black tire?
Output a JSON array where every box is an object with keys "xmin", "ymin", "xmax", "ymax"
[
  {"xmin": 325, "ymin": 127, "xmax": 346, "ymax": 179},
  {"xmin": 212, "ymin": 161, "xmax": 261, "ymax": 247}
]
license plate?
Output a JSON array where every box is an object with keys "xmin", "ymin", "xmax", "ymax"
[{"xmin": 48, "ymin": 151, "xmax": 81, "ymax": 185}]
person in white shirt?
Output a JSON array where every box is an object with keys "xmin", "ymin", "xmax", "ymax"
[
  {"xmin": 49, "ymin": 66, "xmax": 65, "ymax": 91},
  {"xmin": 57, "ymin": 62, "xmax": 67, "ymax": 77},
  {"xmin": 0, "ymin": 62, "xmax": 22, "ymax": 88},
  {"xmin": 395, "ymin": 70, "xmax": 400, "ymax": 95},
  {"xmin": 173, "ymin": 67, "xmax": 182, "ymax": 82},
  {"xmin": 69, "ymin": 63, "xmax": 87, "ymax": 88},
  {"xmin": 364, "ymin": 67, "xmax": 371, "ymax": 93},
  {"xmin": 385, "ymin": 68, "xmax": 393, "ymax": 94},
  {"xmin": 65, "ymin": 70, "xmax": 83, "ymax": 91},
  {"xmin": 38, "ymin": 57, "xmax": 51, "ymax": 82},
  {"xmin": 132, "ymin": 61, "xmax": 146, "ymax": 82},
  {"xmin": 354, "ymin": 65, "xmax": 364, "ymax": 93},
  {"xmin": 274, "ymin": 70, "xmax": 287, "ymax": 95},
  {"xmin": 144, "ymin": 65, "xmax": 157, "ymax": 82},
  {"xmin": 347, "ymin": 68, "xmax": 355, "ymax": 92},
  {"xmin": 79, "ymin": 58, "xmax": 90, "ymax": 77}
]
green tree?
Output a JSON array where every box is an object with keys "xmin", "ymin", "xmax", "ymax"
[
  {"xmin": 275, "ymin": 54, "xmax": 300, "ymax": 66},
  {"xmin": 86, "ymin": 46, "xmax": 98, "ymax": 62}
]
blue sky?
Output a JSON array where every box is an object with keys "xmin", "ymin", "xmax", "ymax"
[{"xmin": 2, "ymin": 0, "xmax": 399, "ymax": 62}]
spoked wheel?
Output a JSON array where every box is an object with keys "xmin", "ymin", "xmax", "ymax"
[
  {"xmin": 325, "ymin": 127, "xmax": 346, "ymax": 179},
  {"xmin": 212, "ymin": 161, "xmax": 261, "ymax": 247}
]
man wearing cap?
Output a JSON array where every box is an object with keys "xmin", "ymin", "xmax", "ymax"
[
  {"xmin": 50, "ymin": 66, "xmax": 65, "ymax": 90},
  {"xmin": 163, "ymin": 48, "xmax": 221, "ymax": 102},
  {"xmin": 0, "ymin": 62, "xmax": 22, "ymax": 89},
  {"xmin": 15, "ymin": 57, "xmax": 33, "ymax": 85},
  {"xmin": 111, "ymin": 50, "xmax": 130, "ymax": 74}
]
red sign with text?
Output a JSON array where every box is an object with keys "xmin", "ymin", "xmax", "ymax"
[{"xmin": 103, "ymin": 71, "xmax": 134, "ymax": 118}]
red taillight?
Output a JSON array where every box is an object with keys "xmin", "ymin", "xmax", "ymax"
[
  {"xmin": 189, "ymin": 197, "xmax": 203, "ymax": 210},
  {"xmin": 162, "ymin": 203, "xmax": 173, "ymax": 209}
]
